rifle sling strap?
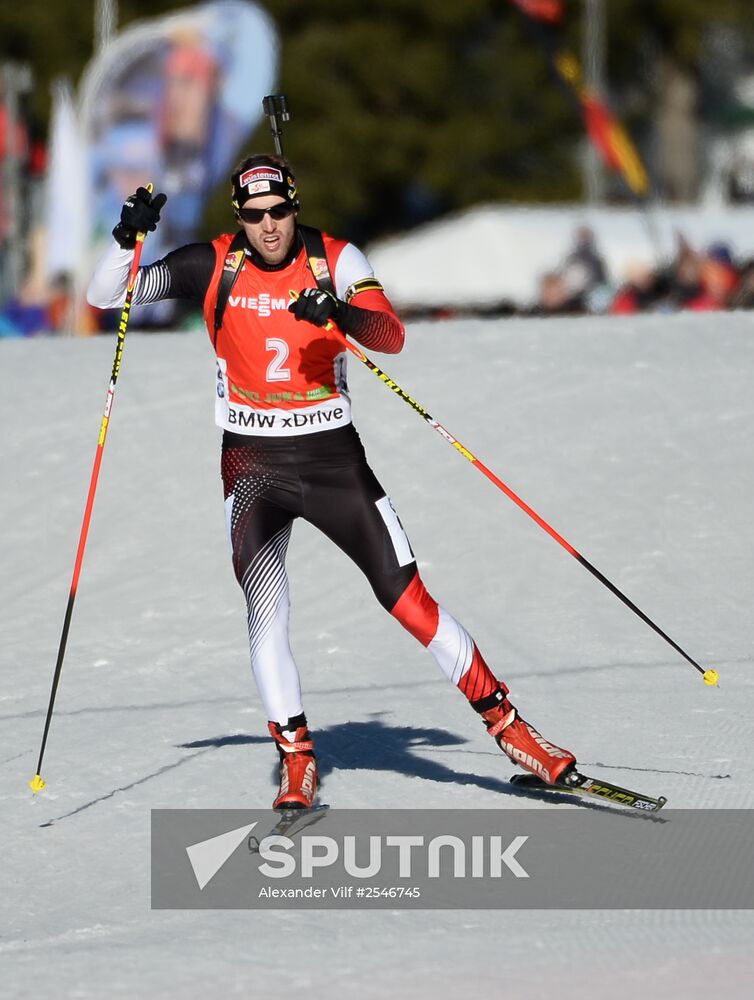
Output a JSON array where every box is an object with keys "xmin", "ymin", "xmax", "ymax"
[{"xmin": 212, "ymin": 229, "xmax": 248, "ymax": 347}]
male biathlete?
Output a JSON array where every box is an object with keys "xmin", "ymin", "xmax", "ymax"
[{"xmin": 87, "ymin": 154, "xmax": 577, "ymax": 809}]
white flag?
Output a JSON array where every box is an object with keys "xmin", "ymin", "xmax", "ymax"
[{"xmin": 44, "ymin": 78, "xmax": 87, "ymax": 283}]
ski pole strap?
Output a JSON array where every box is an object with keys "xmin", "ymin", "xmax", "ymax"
[{"xmin": 212, "ymin": 229, "xmax": 249, "ymax": 346}]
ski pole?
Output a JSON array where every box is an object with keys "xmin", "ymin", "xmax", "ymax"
[
  {"xmin": 315, "ymin": 313, "xmax": 718, "ymax": 687},
  {"xmin": 29, "ymin": 194, "xmax": 153, "ymax": 795}
]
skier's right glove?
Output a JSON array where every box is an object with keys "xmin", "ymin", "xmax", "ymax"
[
  {"xmin": 112, "ymin": 187, "xmax": 168, "ymax": 249},
  {"xmin": 289, "ymin": 287, "xmax": 342, "ymax": 327}
]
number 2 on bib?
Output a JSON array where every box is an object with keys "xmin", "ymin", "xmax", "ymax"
[{"xmin": 266, "ymin": 338, "xmax": 291, "ymax": 382}]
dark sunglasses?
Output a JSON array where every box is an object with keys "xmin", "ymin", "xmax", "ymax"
[{"xmin": 237, "ymin": 202, "xmax": 296, "ymax": 223}]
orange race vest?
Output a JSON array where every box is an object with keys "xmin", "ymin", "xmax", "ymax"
[{"xmin": 203, "ymin": 232, "xmax": 353, "ymax": 436}]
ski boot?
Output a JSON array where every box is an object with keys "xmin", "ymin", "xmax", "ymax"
[
  {"xmin": 269, "ymin": 714, "xmax": 318, "ymax": 810},
  {"xmin": 474, "ymin": 688, "xmax": 576, "ymax": 786}
]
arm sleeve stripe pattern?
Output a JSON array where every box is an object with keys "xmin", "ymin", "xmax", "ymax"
[
  {"xmin": 131, "ymin": 260, "xmax": 171, "ymax": 305},
  {"xmin": 344, "ymin": 278, "xmax": 384, "ymax": 303},
  {"xmin": 337, "ymin": 302, "xmax": 404, "ymax": 354}
]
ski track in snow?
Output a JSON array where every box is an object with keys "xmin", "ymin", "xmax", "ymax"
[{"xmin": 2, "ymin": 313, "xmax": 754, "ymax": 998}]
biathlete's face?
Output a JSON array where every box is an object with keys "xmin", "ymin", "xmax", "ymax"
[{"xmin": 238, "ymin": 196, "xmax": 297, "ymax": 266}]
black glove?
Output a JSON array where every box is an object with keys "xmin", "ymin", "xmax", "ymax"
[
  {"xmin": 288, "ymin": 287, "xmax": 342, "ymax": 327},
  {"xmin": 112, "ymin": 187, "xmax": 167, "ymax": 249}
]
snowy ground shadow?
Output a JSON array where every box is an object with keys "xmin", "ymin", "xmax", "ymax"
[
  {"xmin": 181, "ymin": 719, "xmax": 595, "ymax": 806},
  {"xmin": 39, "ymin": 722, "xmax": 633, "ymax": 828}
]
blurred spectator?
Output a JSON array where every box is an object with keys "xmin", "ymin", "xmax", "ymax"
[
  {"xmin": 685, "ymin": 243, "xmax": 739, "ymax": 311},
  {"xmin": 610, "ymin": 260, "xmax": 660, "ymax": 315},
  {"xmin": 664, "ymin": 234, "xmax": 703, "ymax": 309},
  {"xmin": 531, "ymin": 271, "xmax": 584, "ymax": 315},
  {"xmin": 0, "ymin": 288, "xmax": 47, "ymax": 336},
  {"xmin": 529, "ymin": 225, "xmax": 610, "ymax": 316},
  {"xmin": 0, "ymin": 271, "xmax": 72, "ymax": 336},
  {"xmin": 561, "ymin": 225, "xmax": 608, "ymax": 303},
  {"xmin": 47, "ymin": 272, "xmax": 73, "ymax": 331},
  {"xmin": 730, "ymin": 259, "xmax": 754, "ymax": 310}
]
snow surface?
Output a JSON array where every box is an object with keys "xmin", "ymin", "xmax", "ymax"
[{"xmin": 2, "ymin": 311, "xmax": 754, "ymax": 998}]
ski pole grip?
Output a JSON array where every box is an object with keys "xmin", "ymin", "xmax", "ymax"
[
  {"xmin": 135, "ymin": 182, "xmax": 155, "ymax": 244},
  {"xmin": 288, "ymin": 289, "xmax": 335, "ymax": 332}
]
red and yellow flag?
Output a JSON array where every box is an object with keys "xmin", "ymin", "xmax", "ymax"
[
  {"xmin": 553, "ymin": 50, "xmax": 650, "ymax": 196},
  {"xmin": 510, "ymin": 0, "xmax": 651, "ymax": 198}
]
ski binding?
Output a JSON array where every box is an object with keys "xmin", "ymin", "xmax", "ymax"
[{"xmin": 510, "ymin": 769, "xmax": 667, "ymax": 812}]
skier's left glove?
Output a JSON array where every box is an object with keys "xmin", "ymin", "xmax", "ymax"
[
  {"xmin": 112, "ymin": 187, "xmax": 168, "ymax": 249},
  {"xmin": 288, "ymin": 287, "xmax": 342, "ymax": 328}
]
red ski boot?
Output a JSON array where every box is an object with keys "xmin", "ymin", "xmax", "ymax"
[
  {"xmin": 476, "ymin": 689, "xmax": 576, "ymax": 785},
  {"xmin": 269, "ymin": 717, "xmax": 318, "ymax": 810}
]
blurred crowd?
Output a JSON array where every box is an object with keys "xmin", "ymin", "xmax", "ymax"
[
  {"xmin": 405, "ymin": 224, "xmax": 754, "ymax": 323},
  {"xmin": 528, "ymin": 225, "xmax": 754, "ymax": 318},
  {"xmin": 3, "ymin": 219, "xmax": 754, "ymax": 336},
  {"xmin": 0, "ymin": 270, "xmax": 74, "ymax": 337}
]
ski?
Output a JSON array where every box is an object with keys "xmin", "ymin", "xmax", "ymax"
[
  {"xmin": 510, "ymin": 770, "xmax": 667, "ymax": 812},
  {"xmin": 247, "ymin": 804, "xmax": 330, "ymax": 853}
]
